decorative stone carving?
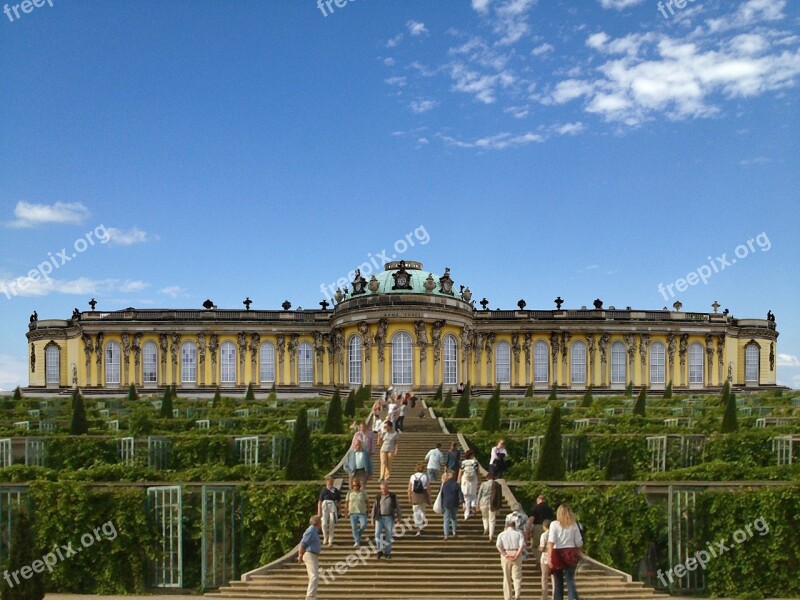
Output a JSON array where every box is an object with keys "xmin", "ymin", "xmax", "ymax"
[
  {"xmin": 368, "ymin": 276, "xmax": 380, "ymax": 293},
  {"xmin": 415, "ymin": 320, "xmax": 428, "ymax": 361},
  {"xmin": 351, "ymin": 269, "xmax": 367, "ymax": 296},
  {"xmin": 358, "ymin": 321, "xmax": 372, "ymax": 361},
  {"xmin": 438, "ymin": 267, "xmax": 454, "ymax": 295},
  {"xmin": 95, "ymin": 333, "xmax": 104, "ymax": 365},
  {"xmin": 716, "ymin": 334, "xmax": 725, "ymax": 366},
  {"xmin": 484, "ymin": 332, "xmax": 496, "ymax": 364},
  {"xmin": 249, "ymin": 333, "xmax": 260, "ymax": 370},
  {"xmin": 623, "ymin": 333, "xmax": 637, "ymax": 367},
  {"xmin": 523, "ymin": 333, "xmax": 532, "ymax": 366},
  {"xmin": 550, "ymin": 332, "xmax": 560, "ymax": 362},
  {"xmin": 82, "ymin": 333, "xmax": 94, "ymax": 370},
  {"xmin": 705, "ymin": 334, "xmax": 715, "ymax": 372},
  {"xmin": 639, "ymin": 333, "xmax": 650, "ymax": 365},
  {"xmin": 391, "ymin": 260, "xmax": 412, "ymax": 290},
  {"xmin": 275, "ymin": 334, "xmax": 285, "ymax": 365},
  {"xmin": 770, "ymin": 342, "xmax": 775, "ymax": 371},
  {"xmin": 511, "ymin": 333, "xmax": 521, "ymax": 363},
  {"xmin": 288, "ymin": 334, "xmax": 299, "ymax": 358},
  {"xmin": 423, "ymin": 274, "xmax": 436, "ymax": 294},
  {"xmin": 197, "ymin": 333, "xmax": 206, "ymax": 366},
  {"xmin": 431, "ymin": 320, "xmax": 444, "ymax": 364},
  {"xmin": 460, "ymin": 325, "xmax": 472, "ymax": 356},
  {"xmin": 72, "ymin": 363, "xmax": 78, "ymax": 385},
  {"xmin": 461, "ymin": 287, "xmax": 472, "ymax": 302},
  {"xmin": 170, "ymin": 333, "xmax": 181, "ymax": 366},
  {"xmin": 334, "ymin": 329, "xmax": 344, "ymax": 366},
  {"xmin": 375, "ymin": 318, "xmax": 389, "ymax": 362},
  {"xmin": 238, "ymin": 332, "xmax": 248, "ymax": 368},
  {"xmin": 209, "ymin": 334, "xmax": 219, "ymax": 365},
  {"xmin": 679, "ymin": 334, "xmax": 689, "ymax": 366},
  {"xmin": 313, "ymin": 331, "xmax": 325, "ymax": 360},
  {"xmin": 132, "ymin": 333, "xmax": 143, "ymax": 367},
  {"xmin": 159, "ymin": 334, "xmax": 168, "ymax": 365},
  {"xmin": 30, "ymin": 345, "xmax": 36, "ymax": 373},
  {"xmin": 561, "ymin": 332, "xmax": 571, "ymax": 365},
  {"xmin": 325, "ymin": 333, "xmax": 334, "ymax": 366},
  {"xmin": 474, "ymin": 332, "xmax": 484, "ymax": 364},
  {"xmin": 122, "ymin": 332, "xmax": 131, "ymax": 364},
  {"xmin": 728, "ymin": 362, "xmax": 733, "ymax": 382},
  {"xmin": 598, "ymin": 333, "xmax": 610, "ymax": 364},
  {"xmin": 666, "ymin": 333, "xmax": 676, "ymax": 366}
]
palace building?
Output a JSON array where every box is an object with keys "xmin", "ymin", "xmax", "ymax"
[{"xmin": 25, "ymin": 260, "xmax": 779, "ymax": 393}]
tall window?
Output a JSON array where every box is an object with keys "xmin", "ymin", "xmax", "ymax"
[
  {"xmin": 689, "ymin": 342, "xmax": 704, "ymax": 384},
  {"xmin": 571, "ymin": 341, "xmax": 587, "ymax": 385},
  {"xmin": 534, "ymin": 340, "xmax": 549, "ymax": 383},
  {"xmin": 392, "ymin": 332, "xmax": 413, "ymax": 385},
  {"xmin": 496, "ymin": 341, "xmax": 511, "ymax": 384},
  {"xmin": 143, "ymin": 341, "xmax": 158, "ymax": 384},
  {"xmin": 611, "ymin": 341, "xmax": 626, "ymax": 384},
  {"xmin": 443, "ymin": 334, "xmax": 458, "ymax": 385},
  {"xmin": 349, "ymin": 335, "xmax": 362, "ymax": 385},
  {"xmin": 221, "ymin": 341, "xmax": 237, "ymax": 384},
  {"xmin": 45, "ymin": 345, "xmax": 60, "ymax": 385},
  {"xmin": 298, "ymin": 341, "xmax": 314, "ymax": 383},
  {"xmin": 105, "ymin": 341, "xmax": 120, "ymax": 385},
  {"xmin": 745, "ymin": 344, "xmax": 760, "ymax": 382},
  {"xmin": 181, "ymin": 341, "xmax": 197, "ymax": 384},
  {"xmin": 259, "ymin": 342, "xmax": 275, "ymax": 383},
  {"xmin": 650, "ymin": 342, "xmax": 666, "ymax": 385}
]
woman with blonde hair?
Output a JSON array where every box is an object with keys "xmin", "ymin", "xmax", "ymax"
[{"xmin": 547, "ymin": 503, "xmax": 583, "ymax": 600}]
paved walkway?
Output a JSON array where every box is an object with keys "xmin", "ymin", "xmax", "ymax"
[{"xmin": 45, "ymin": 594, "xmax": 799, "ymax": 600}]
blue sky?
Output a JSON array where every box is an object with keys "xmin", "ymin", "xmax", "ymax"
[{"xmin": 1, "ymin": 0, "xmax": 798, "ymax": 390}]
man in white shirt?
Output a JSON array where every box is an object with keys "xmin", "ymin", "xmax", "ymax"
[
  {"xmin": 496, "ymin": 515, "xmax": 526, "ymax": 600},
  {"xmin": 425, "ymin": 443, "xmax": 444, "ymax": 482}
]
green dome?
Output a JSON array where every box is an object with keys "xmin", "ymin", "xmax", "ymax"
[{"xmin": 355, "ymin": 261, "xmax": 468, "ymax": 299}]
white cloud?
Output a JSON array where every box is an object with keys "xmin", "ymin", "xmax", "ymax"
[
  {"xmin": 383, "ymin": 57, "xmax": 396, "ymax": 66},
  {"xmin": 555, "ymin": 121, "xmax": 586, "ymax": 135},
  {"xmin": 438, "ymin": 131, "xmax": 544, "ymax": 150},
  {"xmin": 385, "ymin": 76, "xmax": 408, "ymax": 87},
  {"xmin": 449, "ymin": 63, "xmax": 515, "ymax": 104},
  {"xmin": 777, "ymin": 353, "xmax": 800, "ymax": 367},
  {"xmin": 386, "ymin": 34, "xmax": 404, "ymax": 48},
  {"xmin": 587, "ymin": 32, "xmax": 610, "ymax": 49},
  {"xmin": 532, "ymin": 43, "xmax": 555, "ymax": 56},
  {"xmin": 0, "ymin": 276, "xmax": 148, "ymax": 298},
  {"xmin": 599, "ymin": 0, "xmax": 644, "ymax": 9},
  {"xmin": 160, "ymin": 286, "xmax": 186, "ymax": 299},
  {"xmin": 410, "ymin": 99, "xmax": 439, "ymax": 113},
  {"xmin": 7, "ymin": 201, "xmax": 89, "ymax": 228},
  {"xmin": 706, "ymin": 0, "xmax": 786, "ymax": 34},
  {"xmin": 472, "ymin": 0, "xmax": 492, "ymax": 13},
  {"xmin": 105, "ymin": 227, "xmax": 154, "ymax": 245},
  {"xmin": 407, "ymin": 20, "xmax": 428, "ymax": 36},
  {"xmin": 505, "ymin": 105, "xmax": 530, "ymax": 118}
]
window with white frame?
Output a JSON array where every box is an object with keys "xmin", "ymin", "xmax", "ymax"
[
  {"xmin": 689, "ymin": 342, "xmax": 704, "ymax": 384},
  {"xmin": 611, "ymin": 341, "xmax": 626, "ymax": 384},
  {"xmin": 220, "ymin": 342, "xmax": 236, "ymax": 384},
  {"xmin": 571, "ymin": 341, "xmax": 587, "ymax": 385},
  {"xmin": 259, "ymin": 342, "xmax": 275, "ymax": 383},
  {"xmin": 496, "ymin": 341, "xmax": 511, "ymax": 384},
  {"xmin": 443, "ymin": 334, "xmax": 458, "ymax": 385},
  {"xmin": 298, "ymin": 341, "xmax": 314, "ymax": 383},
  {"xmin": 650, "ymin": 342, "xmax": 666, "ymax": 384},
  {"xmin": 349, "ymin": 335, "xmax": 362, "ymax": 385},
  {"xmin": 392, "ymin": 332, "xmax": 413, "ymax": 386},
  {"xmin": 105, "ymin": 341, "xmax": 120, "ymax": 385},
  {"xmin": 181, "ymin": 341, "xmax": 197, "ymax": 384},
  {"xmin": 534, "ymin": 340, "xmax": 549, "ymax": 383},
  {"xmin": 45, "ymin": 345, "xmax": 60, "ymax": 385},
  {"xmin": 143, "ymin": 341, "xmax": 158, "ymax": 384},
  {"xmin": 745, "ymin": 344, "xmax": 760, "ymax": 382}
]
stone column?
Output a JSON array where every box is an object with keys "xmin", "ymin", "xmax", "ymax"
[
  {"xmin": 598, "ymin": 333, "xmax": 609, "ymax": 388},
  {"xmin": 550, "ymin": 332, "xmax": 560, "ymax": 387},
  {"xmin": 275, "ymin": 335, "xmax": 285, "ymax": 386},
  {"xmin": 639, "ymin": 333, "xmax": 650, "ymax": 386},
  {"xmin": 198, "ymin": 334, "xmax": 207, "ymax": 387},
  {"xmin": 95, "ymin": 333, "xmax": 104, "ymax": 387},
  {"xmin": 209, "ymin": 334, "xmax": 219, "ymax": 386},
  {"xmin": 586, "ymin": 334, "xmax": 595, "ymax": 388},
  {"xmin": 159, "ymin": 334, "xmax": 168, "ymax": 386}
]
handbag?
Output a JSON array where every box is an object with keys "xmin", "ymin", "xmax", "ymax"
[
  {"xmin": 433, "ymin": 487, "xmax": 443, "ymax": 514},
  {"xmin": 552, "ymin": 547, "xmax": 581, "ymax": 570}
]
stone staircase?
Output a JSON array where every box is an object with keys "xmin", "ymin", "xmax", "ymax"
[{"xmin": 210, "ymin": 406, "xmax": 668, "ymax": 599}]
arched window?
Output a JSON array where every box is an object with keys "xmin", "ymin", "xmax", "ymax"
[
  {"xmin": 534, "ymin": 340, "xmax": 549, "ymax": 383},
  {"xmin": 181, "ymin": 341, "xmax": 197, "ymax": 384},
  {"xmin": 392, "ymin": 332, "xmax": 413, "ymax": 386},
  {"xmin": 220, "ymin": 341, "xmax": 237, "ymax": 384},
  {"xmin": 143, "ymin": 341, "xmax": 158, "ymax": 384},
  {"xmin": 496, "ymin": 341, "xmax": 511, "ymax": 384},
  {"xmin": 689, "ymin": 342, "xmax": 704, "ymax": 384},
  {"xmin": 650, "ymin": 342, "xmax": 666, "ymax": 385},
  {"xmin": 259, "ymin": 342, "xmax": 275, "ymax": 383},
  {"xmin": 45, "ymin": 344, "xmax": 60, "ymax": 385},
  {"xmin": 571, "ymin": 341, "xmax": 587, "ymax": 385},
  {"xmin": 298, "ymin": 341, "xmax": 314, "ymax": 383},
  {"xmin": 105, "ymin": 341, "xmax": 120, "ymax": 385},
  {"xmin": 349, "ymin": 335, "xmax": 362, "ymax": 385},
  {"xmin": 611, "ymin": 341, "xmax": 626, "ymax": 384},
  {"xmin": 443, "ymin": 334, "xmax": 458, "ymax": 385},
  {"xmin": 745, "ymin": 343, "xmax": 760, "ymax": 383}
]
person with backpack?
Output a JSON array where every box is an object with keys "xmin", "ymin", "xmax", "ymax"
[
  {"xmin": 459, "ymin": 449, "xmax": 480, "ymax": 520},
  {"xmin": 407, "ymin": 461, "xmax": 430, "ymax": 536},
  {"xmin": 478, "ymin": 471, "xmax": 503, "ymax": 541}
]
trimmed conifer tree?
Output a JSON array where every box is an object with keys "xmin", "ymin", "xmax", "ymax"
[
  {"xmin": 344, "ymin": 389, "xmax": 357, "ymax": 418},
  {"xmin": 171, "ymin": 384, "xmax": 178, "ymax": 399},
  {"xmin": 664, "ymin": 380, "xmax": 673, "ymax": 399},
  {"xmin": 721, "ymin": 392, "xmax": 738, "ymax": 433},
  {"xmin": 0, "ymin": 508, "xmax": 44, "ymax": 600},
  {"xmin": 433, "ymin": 384, "xmax": 443, "ymax": 402},
  {"xmin": 323, "ymin": 389, "xmax": 344, "ymax": 434},
  {"xmin": 70, "ymin": 389, "xmax": 89, "ymax": 435},
  {"xmin": 267, "ymin": 382, "xmax": 277, "ymax": 403},
  {"xmin": 212, "ymin": 386, "xmax": 221, "ymax": 409},
  {"xmin": 633, "ymin": 387, "xmax": 647, "ymax": 417},
  {"xmin": 535, "ymin": 407, "xmax": 565, "ymax": 480},
  {"xmin": 245, "ymin": 382, "xmax": 255, "ymax": 401},
  {"xmin": 524, "ymin": 384, "xmax": 533, "ymax": 398},
  {"xmin": 547, "ymin": 384, "xmax": 558, "ymax": 401},
  {"xmin": 625, "ymin": 381, "xmax": 634, "ymax": 398},
  {"xmin": 454, "ymin": 382, "xmax": 471, "ymax": 418},
  {"xmin": 286, "ymin": 407, "xmax": 314, "ymax": 480},
  {"xmin": 581, "ymin": 385, "xmax": 593, "ymax": 408},
  {"xmin": 443, "ymin": 390, "xmax": 454, "ymax": 408},
  {"xmin": 720, "ymin": 380, "xmax": 731, "ymax": 406},
  {"xmin": 160, "ymin": 385, "xmax": 174, "ymax": 419},
  {"xmin": 12, "ymin": 386, "xmax": 22, "ymax": 401},
  {"xmin": 481, "ymin": 385, "xmax": 502, "ymax": 432},
  {"xmin": 126, "ymin": 383, "xmax": 138, "ymax": 402}
]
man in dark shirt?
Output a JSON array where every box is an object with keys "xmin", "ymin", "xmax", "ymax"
[
  {"xmin": 371, "ymin": 480, "xmax": 401, "ymax": 558},
  {"xmin": 440, "ymin": 471, "xmax": 464, "ymax": 539},
  {"xmin": 529, "ymin": 495, "xmax": 556, "ymax": 562},
  {"xmin": 317, "ymin": 477, "xmax": 341, "ymax": 546},
  {"xmin": 445, "ymin": 442, "xmax": 461, "ymax": 477}
]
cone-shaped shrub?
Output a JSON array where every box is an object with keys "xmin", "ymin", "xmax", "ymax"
[
  {"xmin": 323, "ymin": 389, "xmax": 344, "ymax": 434},
  {"xmin": 344, "ymin": 389, "xmax": 357, "ymax": 418},
  {"xmin": 633, "ymin": 387, "xmax": 647, "ymax": 417},
  {"xmin": 443, "ymin": 390, "xmax": 454, "ymax": 408},
  {"xmin": 286, "ymin": 408, "xmax": 314, "ymax": 480},
  {"xmin": 524, "ymin": 384, "xmax": 533, "ymax": 398},
  {"xmin": 245, "ymin": 382, "xmax": 255, "ymax": 401},
  {"xmin": 160, "ymin": 386, "xmax": 174, "ymax": 419},
  {"xmin": 70, "ymin": 389, "xmax": 88, "ymax": 435},
  {"xmin": 625, "ymin": 381, "xmax": 633, "ymax": 398},
  {"xmin": 127, "ymin": 383, "xmax": 138, "ymax": 402},
  {"xmin": 433, "ymin": 384, "xmax": 443, "ymax": 402},
  {"xmin": 267, "ymin": 382, "xmax": 277, "ymax": 404},
  {"xmin": 535, "ymin": 407, "xmax": 565, "ymax": 480},
  {"xmin": 454, "ymin": 382, "xmax": 471, "ymax": 418},
  {"xmin": 12, "ymin": 386, "xmax": 22, "ymax": 401},
  {"xmin": 721, "ymin": 392, "xmax": 738, "ymax": 433},
  {"xmin": 581, "ymin": 386, "xmax": 593, "ymax": 408},
  {"xmin": 720, "ymin": 380, "xmax": 731, "ymax": 406},
  {"xmin": 547, "ymin": 384, "xmax": 558, "ymax": 401},
  {"xmin": 212, "ymin": 387, "xmax": 221, "ymax": 409},
  {"xmin": 664, "ymin": 380, "xmax": 673, "ymax": 399},
  {"xmin": 481, "ymin": 385, "xmax": 502, "ymax": 432}
]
